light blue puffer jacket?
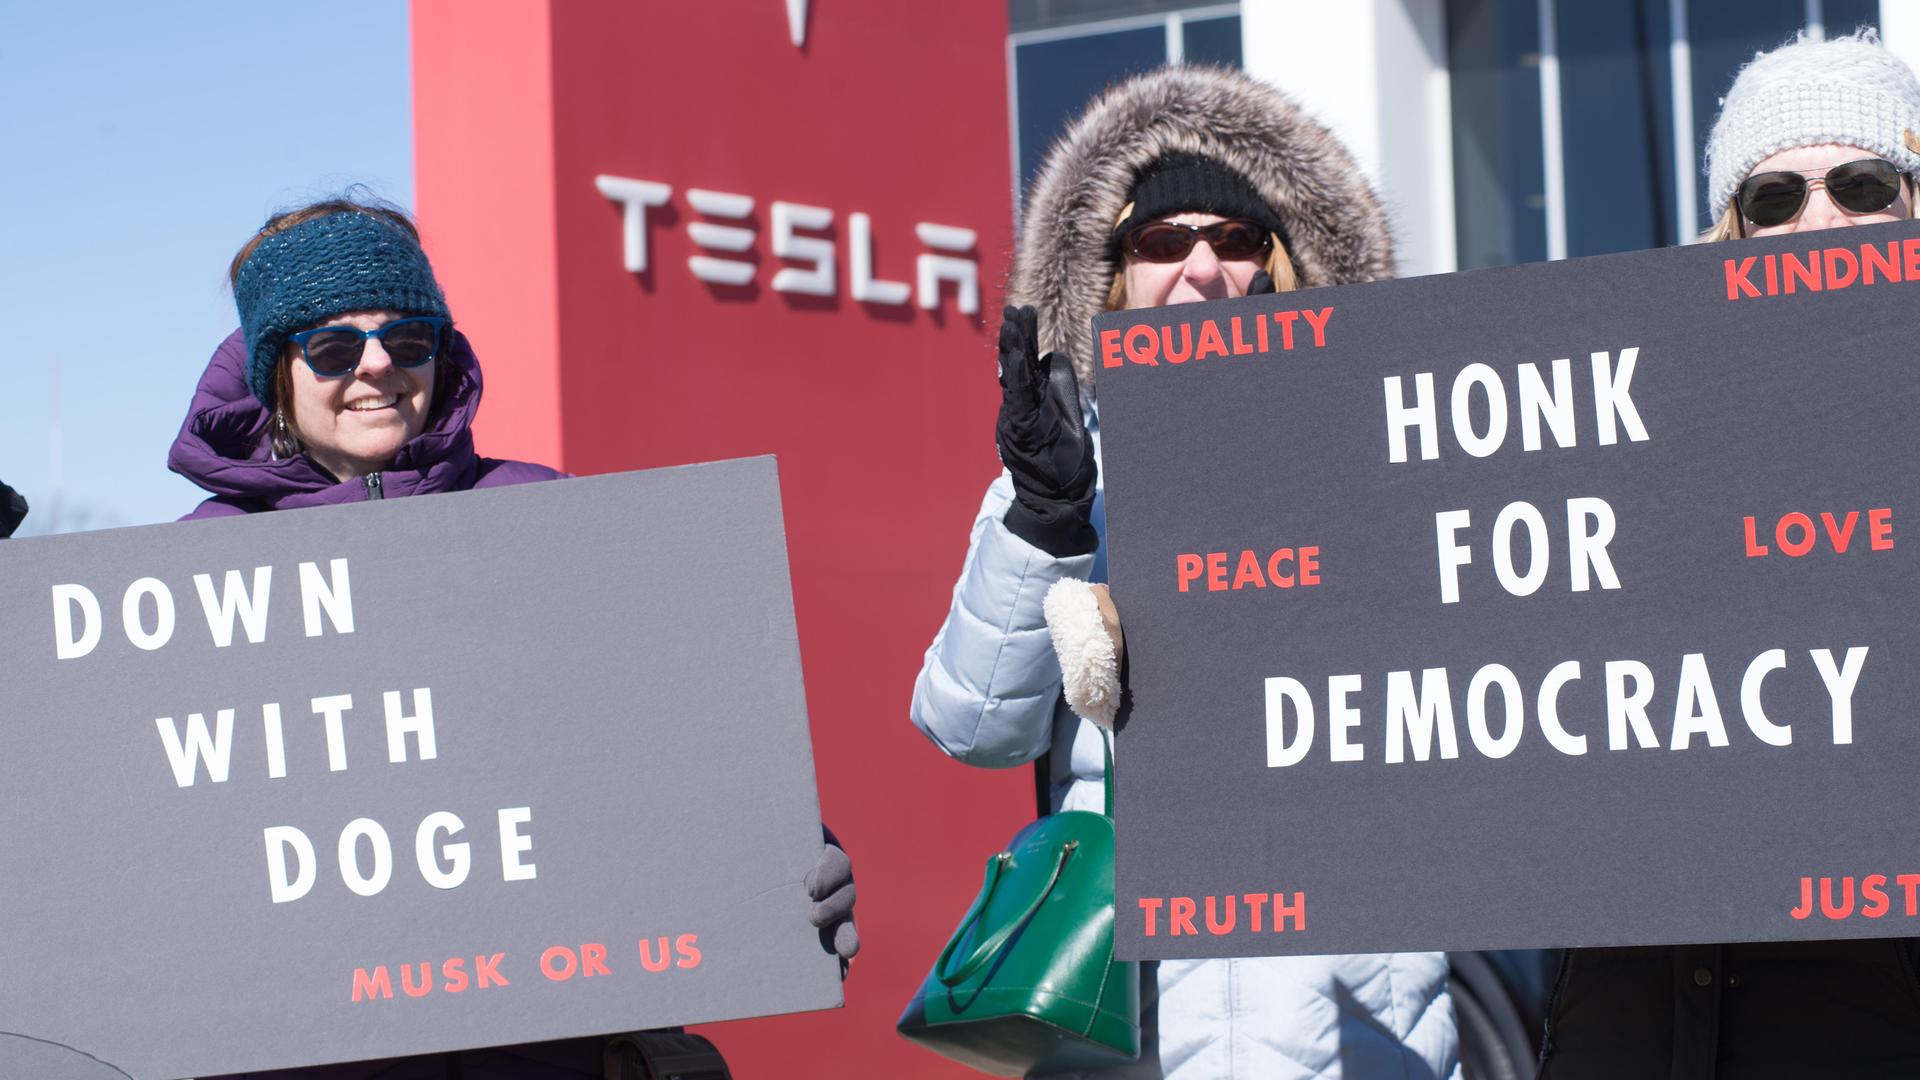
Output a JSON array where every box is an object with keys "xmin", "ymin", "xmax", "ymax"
[{"xmin": 911, "ymin": 417, "xmax": 1461, "ymax": 1080}]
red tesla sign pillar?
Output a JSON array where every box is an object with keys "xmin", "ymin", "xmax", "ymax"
[{"xmin": 415, "ymin": 2, "xmax": 1029, "ymax": 1074}]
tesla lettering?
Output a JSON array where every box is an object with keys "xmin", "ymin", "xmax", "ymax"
[{"xmin": 595, "ymin": 174, "xmax": 980, "ymax": 315}]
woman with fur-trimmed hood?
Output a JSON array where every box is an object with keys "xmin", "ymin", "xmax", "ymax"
[{"xmin": 910, "ymin": 66, "xmax": 1461, "ymax": 1079}]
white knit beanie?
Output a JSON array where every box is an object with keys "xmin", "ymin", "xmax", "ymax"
[{"xmin": 1705, "ymin": 29, "xmax": 1920, "ymax": 216}]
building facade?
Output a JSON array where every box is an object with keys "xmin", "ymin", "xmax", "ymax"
[{"xmin": 1015, "ymin": 0, "xmax": 1916, "ymax": 276}]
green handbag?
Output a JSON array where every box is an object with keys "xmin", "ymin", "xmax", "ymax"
[{"xmin": 897, "ymin": 733, "xmax": 1140, "ymax": 1076}]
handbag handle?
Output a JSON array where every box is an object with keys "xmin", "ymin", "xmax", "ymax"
[
  {"xmin": 1101, "ymin": 728, "xmax": 1114, "ymax": 819},
  {"xmin": 933, "ymin": 840, "xmax": 1078, "ymax": 987}
]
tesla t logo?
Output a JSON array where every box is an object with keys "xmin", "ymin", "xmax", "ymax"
[
  {"xmin": 787, "ymin": 0, "xmax": 808, "ymax": 47},
  {"xmin": 595, "ymin": 175, "xmax": 982, "ymax": 316}
]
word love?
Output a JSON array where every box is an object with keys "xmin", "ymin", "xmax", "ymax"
[
  {"xmin": 1099, "ymin": 307, "xmax": 1333, "ymax": 369},
  {"xmin": 1744, "ymin": 508, "xmax": 1893, "ymax": 557},
  {"xmin": 51, "ymin": 558, "xmax": 352, "ymax": 658},
  {"xmin": 1264, "ymin": 646, "xmax": 1868, "ymax": 767}
]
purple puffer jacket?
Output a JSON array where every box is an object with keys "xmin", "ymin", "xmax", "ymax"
[
  {"xmin": 171, "ymin": 329, "xmax": 564, "ymax": 518},
  {"xmin": 172, "ymin": 330, "xmax": 598, "ymax": 1080}
]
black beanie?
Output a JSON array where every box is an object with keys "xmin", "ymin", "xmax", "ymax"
[{"xmin": 1111, "ymin": 152, "xmax": 1288, "ymax": 254}]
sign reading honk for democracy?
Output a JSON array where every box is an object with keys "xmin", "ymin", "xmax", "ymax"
[
  {"xmin": 0, "ymin": 458, "xmax": 841, "ymax": 1079},
  {"xmin": 1094, "ymin": 218, "xmax": 1920, "ymax": 961}
]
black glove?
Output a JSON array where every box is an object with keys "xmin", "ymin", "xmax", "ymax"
[
  {"xmin": 0, "ymin": 481, "xmax": 25, "ymax": 539},
  {"xmin": 807, "ymin": 825, "xmax": 858, "ymax": 972},
  {"xmin": 995, "ymin": 305, "xmax": 1098, "ymax": 556},
  {"xmin": 1248, "ymin": 268, "xmax": 1276, "ymax": 295}
]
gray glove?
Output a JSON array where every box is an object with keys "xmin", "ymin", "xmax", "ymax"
[{"xmin": 806, "ymin": 827, "xmax": 858, "ymax": 970}]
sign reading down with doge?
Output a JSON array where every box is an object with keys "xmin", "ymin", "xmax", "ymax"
[{"xmin": 0, "ymin": 458, "xmax": 841, "ymax": 1079}]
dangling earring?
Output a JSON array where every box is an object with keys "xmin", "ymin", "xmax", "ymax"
[{"xmin": 270, "ymin": 409, "xmax": 293, "ymax": 459}]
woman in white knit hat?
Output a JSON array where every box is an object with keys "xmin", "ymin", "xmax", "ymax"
[{"xmin": 1535, "ymin": 29, "xmax": 1920, "ymax": 1080}]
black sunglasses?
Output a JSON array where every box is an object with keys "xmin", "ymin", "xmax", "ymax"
[
  {"xmin": 287, "ymin": 316, "xmax": 451, "ymax": 378},
  {"xmin": 1736, "ymin": 157, "xmax": 1906, "ymax": 228},
  {"xmin": 1121, "ymin": 218, "xmax": 1273, "ymax": 263}
]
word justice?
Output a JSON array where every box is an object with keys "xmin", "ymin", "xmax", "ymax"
[
  {"xmin": 595, "ymin": 175, "xmax": 980, "ymax": 314},
  {"xmin": 1263, "ymin": 646, "xmax": 1868, "ymax": 767}
]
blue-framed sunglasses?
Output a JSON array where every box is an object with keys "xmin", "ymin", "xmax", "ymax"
[{"xmin": 288, "ymin": 316, "xmax": 451, "ymax": 378}]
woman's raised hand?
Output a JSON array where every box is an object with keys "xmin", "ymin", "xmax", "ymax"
[{"xmin": 995, "ymin": 305, "xmax": 1098, "ymax": 557}]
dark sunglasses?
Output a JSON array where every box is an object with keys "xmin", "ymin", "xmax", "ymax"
[
  {"xmin": 1736, "ymin": 157, "xmax": 1905, "ymax": 228},
  {"xmin": 288, "ymin": 316, "xmax": 451, "ymax": 378},
  {"xmin": 1121, "ymin": 218, "xmax": 1273, "ymax": 263}
]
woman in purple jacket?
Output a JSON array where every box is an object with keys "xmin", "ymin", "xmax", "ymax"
[
  {"xmin": 170, "ymin": 199, "xmax": 565, "ymax": 519},
  {"xmin": 174, "ymin": 197, "xmax": 858, "ymax": 1079}
]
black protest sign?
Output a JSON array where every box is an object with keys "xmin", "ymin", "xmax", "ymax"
[
  {"xmin": 1093, "ymin": 219, "xmax": 1920, "ymax": 960},
  {"xmin": 0, "ymin": 458, "xmax": 841, "ymax": 1078}
]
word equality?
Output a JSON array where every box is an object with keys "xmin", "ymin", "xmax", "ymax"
[
  {"xmin": 1099, "ymin": 307, "xmax": 1335, "ymax": 368},
  {"xmin": 50, "ymin": 558, "xmax": 353, "ymax": 658}
]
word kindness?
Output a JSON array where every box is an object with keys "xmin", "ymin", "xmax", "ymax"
[
  {"xmin": 1724, "ymin": 234, "xmax": 1920, "ymax": 299},
  {"xmin": 49, "ymin": 559, "xmax": 537, "ymax": 904}
]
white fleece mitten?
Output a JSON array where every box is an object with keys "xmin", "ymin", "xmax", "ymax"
[{"xmin": 1044, "ymin": 578, "xmax": 1125, "ymax": 730}]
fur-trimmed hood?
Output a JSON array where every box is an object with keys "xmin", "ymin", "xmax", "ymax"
[{"xmin": 1011, "ymin": 65, "xmax": 1395, "ymax": 391}]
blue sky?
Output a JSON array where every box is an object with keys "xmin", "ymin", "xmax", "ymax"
[{"xmin": 0, "ymin": 2, "xmax": 413, "ymax": 533}]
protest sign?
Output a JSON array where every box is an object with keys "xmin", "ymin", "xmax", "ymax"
[
  {"xmin": 0, "ymin": 457, "xmax": 841, "ymax": 1078},
  {"xmin": 1094, "ymin": 219, "xmax": 1920, "ymax": 960}
]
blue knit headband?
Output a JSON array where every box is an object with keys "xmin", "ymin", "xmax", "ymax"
[{"xmin": 233, "ymin": 211, "xmax": 452, "ymax": 407}]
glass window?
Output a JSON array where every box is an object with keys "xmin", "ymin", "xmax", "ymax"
[
  {"xmin": 1558, "ymin": 0, "xmax": 1676, "ymax": 257},
  {"xmin": 1448, "ymin": 0, "xmax": 1548, "ymax": 268},
  {"xmin": 1823, "ymin": 0, "xmax": 1882, "ymax": 36},
  {"xmin": 1182, "ymin": 14, "xmax": 1242, "ymax": 67},
  {"xmin": 1687, "ymin": 0, "xmax": 1806, "ymax": 229},
  {"xmin": 1011, "ymin": 0, "xmax": 1224, "ymax": 34},
  {"xmin": 1013, "ymin": 27, "xmax": 1169, "ymax": 197}
]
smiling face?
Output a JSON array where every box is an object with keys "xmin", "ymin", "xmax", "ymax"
[
  {"xmin": 282, "ymin": 309, "xmax": 436, "ymax": 481},
  {"xmin": 1122, "ymin": 212, "xmax": 1267, "ymax": 309},
  {"xmin": 1740, "ymin": 143, "xmax": 1913, "ymax": 237}
]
